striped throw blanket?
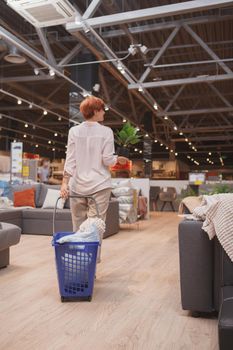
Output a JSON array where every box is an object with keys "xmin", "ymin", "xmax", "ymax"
[{"xmin": 193, "ymin": 194, "xmax": 233, "ymax": 261}]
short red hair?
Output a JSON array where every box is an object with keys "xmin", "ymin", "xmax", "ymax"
[{"xmin": 80, "ymin": 96, "xmax": 105, "ymax": 120}]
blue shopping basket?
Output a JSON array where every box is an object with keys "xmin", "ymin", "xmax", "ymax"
[{"xmin": 52, "ymin": 195, "xmax": 100, "ymax": 302}]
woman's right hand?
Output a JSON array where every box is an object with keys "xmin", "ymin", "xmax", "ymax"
[{"xmin": 60, "ymin": 183, "xmax": 69, "ymax": 199}]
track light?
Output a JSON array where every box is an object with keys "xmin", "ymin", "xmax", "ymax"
[
  {"xmin": 17, "ymin": 99, "xmax": 22, "ymax": 105},
  {"xmin": 49, "ymin": 69, "xmax": 55, "ymax": 76},
  {"xmin": 29, "ymin": 103, "xmax": 33, "ymax": 109},
  {"xmin": 24, "ymin": 123, "xmax": 28, "ymax": 128},
  {"xmin": 52, "ymin": 148, "xmax": 55, "ymax": 151},
  {"xmin": 43, "ymin": 110, "xmax": 47, "ymax": 115},
  {"xmin": 104, "ymin": 105, "xmax": 109, "ymax": 111},
  {"xmin": 117, "ymin": 61, "xmax": 123, "ymax": 71},
  {"xmin": 153, "ymin": 103, "xmax": 158, "ymax": 110},
  {"xmin": 140, "ymin": 45, "xmax": 149, "ymax": 55},
  {"xmin": 128, "ymin": 45, "xmax": 137, "ymax": 56},
  {"xmin": 123, "ymin": 118, "xmax": 127, "ymax": 123},
  {"xmin": 82, "ymin": 91, "xmax": 89, "ymax": 97},
  {"xmin": 54, "ymin": 133, "xmax": 58, "ymax": 136},
  {"xmin": 93, "ymin": 83, "xmax": 100, "ymax": 92},
  {"xmin": 34, "ymin": 68, "xmax": 39, "ymax": 75},
  {"xmin": 48, "ymin": 140, "xmax": 51, "ymax": 144},
  {"xmin": 138, "ymin": 85, "xmax": 143, "ymax": 92},
  {"xmin": 173, "ymin": 126, "xmax": 177, "ymax": 131},
  {"xmin": 23, "ymin": 134, "xmax": 27, "ymax": 138}
]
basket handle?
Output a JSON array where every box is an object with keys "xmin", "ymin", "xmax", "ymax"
[{"xmin": 53, "ymin": 195, "xmax": 100, "ymax": 236}]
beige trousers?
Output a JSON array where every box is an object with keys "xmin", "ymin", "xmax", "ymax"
[{"xmin": 70, "ymin": 188, "xmax": 112, "ymax": 262}]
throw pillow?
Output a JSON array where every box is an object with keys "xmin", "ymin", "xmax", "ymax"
[
  {"xmin": 14, "ymin": 188, "xmax": 35, "ymax": 207},
  {"xmin": 42, "ymin": 188, "xmax": 65, "ymax": 209},
  {"xmin": 112, "ymin": 187, "xmax": 134, "ymax": 197}
]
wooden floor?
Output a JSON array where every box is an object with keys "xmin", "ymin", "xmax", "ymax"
[{"xmin": 0, "ymin": 212, "xmax": 218, "ymax": 350}]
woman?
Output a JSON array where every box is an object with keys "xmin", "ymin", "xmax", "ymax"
[
  {"xmin": 60, "ymin": 96, "xmax": 126, "ymax": 258},
  {"xmin": 38, "ymin": 158, "xmax": 51, "ymax": 183}
]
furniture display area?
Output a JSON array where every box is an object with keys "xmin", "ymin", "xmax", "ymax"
[
  {"xmin": 0, "ymin": 222, "xmax": 21, "ymax": 268},
  {"xmin": 0, "ymin": 183, "xmax": 119, "ymax": 238},
  {"xmin": 179, "ymin": 218, "xmax": 233, "ymax": 350}
]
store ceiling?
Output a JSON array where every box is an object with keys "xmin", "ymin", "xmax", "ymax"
[{"xmin": 0, "ymin": 0, "xmax": 233, "ymax": 169}]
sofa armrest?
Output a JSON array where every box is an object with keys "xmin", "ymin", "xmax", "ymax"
[
  {"xmin": 178, "ymin": 219, "xmax": 214, "ymax": 312},
  {"xmin": 104, "ymin": 201, "xmax": 119, "ymax": 238}
]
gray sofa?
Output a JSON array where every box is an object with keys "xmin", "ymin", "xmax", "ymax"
[
  {"xmin": 179, "ymin": 219, "xmax": 233, "ymax": 350},
  {"xmin": 0, "ymin": 183, "xmax": 119, "ymax": 238},
  {"xmin": 0, "ymin": 222, "xmax": 21, "ymax": 268}
]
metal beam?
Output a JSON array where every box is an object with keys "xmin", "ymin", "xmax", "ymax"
[
  {"xmin": 208, "ymin": 83, "xmax": 233, "ymax": 107},
  {"xmin": 164, "ymin": 85, "xmax": 186, "ymax": 112},
  {"xmin": 0, "ymin": 26, "xmax": 86, "ymax": 94},
  {"xmin": 180, "ymin": 125, "xmax": 233, "ymax": 133},
  {"xmin": 139, "ymin": 27, "xmax": 180, "ymax": 83},
  {"xmin": 58, "ymin": 43, "xmax": 82, "ymax": 66},
  {"xmin": 98, "ymin": 69, "xmax": 110, "ymax": 104},
  {"xmin": 0, "ymin": 112, "xmax": 66, "ymax": 142},
  {"xmin": 82, "ymin": 0, "xmax": 102, "ymax": 19},
  {"xmin": 100, "ymin": 15, "xmax": 233, "ymax": 38},
  {"xmin": 157, "ymin": 107, "xmax": 233, "ymax": 117},
  {"xmin": 0, "ymin": 75, "xmax": 54, "ymax": 83},
  {"xmin": 183, "ymin": 24, "xmax": 232, "ymax": 75},
  {"xmin": 128, "ymin": 73, "xmax": 233, "ymax": 89},
  {"xmin": 178, "ymin": 135, "xmax": 233, "ymax": 141},
  {"xmin": 66, "ymin": 1, "xmax": 233, "ymax": 30},
  {"xmin": 35, "ymin": 28, "xmax": 57, "ymax": 67}
]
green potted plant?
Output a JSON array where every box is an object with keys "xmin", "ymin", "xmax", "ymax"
[{"xmin": 115, "ymin": 122, "xmax": 141, "ymax": 158}]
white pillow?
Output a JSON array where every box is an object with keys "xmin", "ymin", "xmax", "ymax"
[
  {"xmin": 112, "ymin": 179, "xmax": 132, "ymax": 188},
  {"xmin": 42, "ymin": 189, "xmax": 65, "ymax": 209},
  {"xmin": 117, "ymin": 196, "xmax": 133, "ymax": 204},
  {"xmin": 112, "ymin": 187, "xmax": 134, "ymax": 197}
]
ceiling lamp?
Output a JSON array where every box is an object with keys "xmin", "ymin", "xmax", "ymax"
[{"xmin": 4, "ymin": 46, "xmax": 26, "ymax": 64}]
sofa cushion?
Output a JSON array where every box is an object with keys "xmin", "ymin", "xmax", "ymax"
[
  {"xmin": 14, "ymin": 188, "xmax": 35, "ymax": 207},
  {"xmin": 0, "ymin": 209, "xmax": 22, "ymax": 219},
  {"xmin": 10, "ymin": 184, "xmax": 41, "ymax": 207},
  {"xmin": 37, "ymin": 184, "xmax": 60, "ymax": 207},
  {"xmin": 0, "ymin": 222, "xmax": 21, "ymax": 251},
  {"xmin": 22, "ymin": 208, "xmax": 71, "ymax": 220}
]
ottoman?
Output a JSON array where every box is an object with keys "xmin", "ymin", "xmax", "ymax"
[{"xmin": 0, "ymin": 222, "xmax": 21, "ymax": 268}]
